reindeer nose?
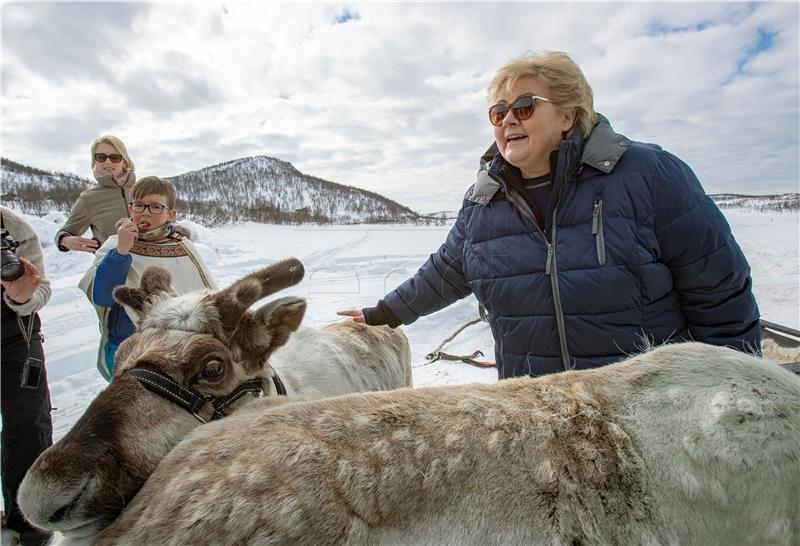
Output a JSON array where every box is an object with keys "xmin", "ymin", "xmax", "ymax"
[
  {"xmin": 49, "ymin": 502, "xmax": 70, "ymax": 523},
  {"xmin": 47, "ymin": 485, "xmax": 85, "ymax": 524}
]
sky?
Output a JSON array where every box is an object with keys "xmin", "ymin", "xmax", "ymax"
[{"xmin": 1, "ymin": 2, "xmax": 798, "ymax": 213}]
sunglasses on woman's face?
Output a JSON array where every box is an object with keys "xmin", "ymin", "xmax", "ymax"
[
  {"xmin": 94, "ymin": 153, "xmax": 124, "ymax": 164},
  {"xmin": 130, "ymin": 202, "xmax": 168, "ymax": 214},
  {"xmin": 488, "ymin": 95, "xmax": 552, "ymax": 127}
]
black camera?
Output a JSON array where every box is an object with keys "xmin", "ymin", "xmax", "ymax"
[
  {"xmin": 21, "ymin": 357, "xmax": 43, "ymax": 389},
  {"xmin": 1, "ymin": 229, "xmax": 24, "ymax": 281}
]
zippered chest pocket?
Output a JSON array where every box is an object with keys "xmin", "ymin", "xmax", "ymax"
[{"xmin": 591, "ymin": 197, "xmax": 606, "ymax": 265}]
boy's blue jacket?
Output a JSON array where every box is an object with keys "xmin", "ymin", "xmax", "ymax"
[
  {"xmin": 379, "ymin": 115, "xmax": 760, "ymax": 378},
  {"xmin": 92, "ymin": 249, "xmax": 135, "ymax": 344}
]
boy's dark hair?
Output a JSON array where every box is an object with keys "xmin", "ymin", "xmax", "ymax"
[{"xmin": 131, "ymin": 176, "xmax": 177, "ymax": 209}]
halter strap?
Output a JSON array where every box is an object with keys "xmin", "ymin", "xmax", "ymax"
[{"xmin": 127, "ymin": 367, "xmax": 286, "ymax": 423}]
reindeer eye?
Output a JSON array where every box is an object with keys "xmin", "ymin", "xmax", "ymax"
[{"xmin": 201, "ymin": 359, "xmax": 224, "ymax": 378}]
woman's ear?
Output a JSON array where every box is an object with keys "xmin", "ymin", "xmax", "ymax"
[{"xmin": 561, "ymin": 109, "xmax": 577, "ymax": 132}]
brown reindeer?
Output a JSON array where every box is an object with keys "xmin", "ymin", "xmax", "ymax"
[{"xmin": 18, "ymin": 258, "xmax": 411, "ymax": 538}]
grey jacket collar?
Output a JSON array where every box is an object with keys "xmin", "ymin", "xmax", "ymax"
[
  {"xmin": 580, "ymin": 114, "xmax": 631, "ymax": 174},
  {"xmin": 468, "ymin": 114, "xmax": 630, "ymax": 204}
]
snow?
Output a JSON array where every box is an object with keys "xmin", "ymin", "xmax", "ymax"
[
  {"xmin": 1, "ymin": 208, "xmax": 798, "ymax": 544},
  {"xmin": 19, "ymin": 208, "xmax": 800, "ymax": 440}
]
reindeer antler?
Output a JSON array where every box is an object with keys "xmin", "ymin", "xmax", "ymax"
[{"xmin": 213, "ymin": 258, "xmax": 305, "ymax": 331}]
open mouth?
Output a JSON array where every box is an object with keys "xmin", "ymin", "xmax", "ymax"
[{"xmin": 506, "ymin": 134, "xmax": 528, "ymax": 143}]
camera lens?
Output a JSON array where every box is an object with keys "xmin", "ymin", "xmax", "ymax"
[
  {"xmin": 1, "ymin": 251, "xmax": 24, "ymax": 281},
  {"xmin": 1, "ymin": 231, "xmax": 24, "ymax": 281}
]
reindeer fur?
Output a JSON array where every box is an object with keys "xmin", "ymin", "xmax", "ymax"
[{"xmin": 85, "ymin": 342, "xmax": 800, "ymax": 546}]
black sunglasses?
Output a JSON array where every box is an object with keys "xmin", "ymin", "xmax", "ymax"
[
  {"xmin": 488, "ymin": 95, "xmax": 552, "ymax": 127},
  {"xmin": 94, "ymin": 153, "xmax": 124, "ymax": 164}
]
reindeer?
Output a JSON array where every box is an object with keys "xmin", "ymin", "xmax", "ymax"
[
  {"xmin": 18, "ymin": 259, "xmax": 411, "ymax": 539},
  {"xmin": 28, "ymin": 342, "xmax": 800, "ymax": 545}
]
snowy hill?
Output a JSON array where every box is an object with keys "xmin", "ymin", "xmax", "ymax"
[
  {"xmin": 0, "ymin": 158, "xmax": 92, "ymax": 215},
  {"xmin": 1, "ymin": 156, "xmax": 428, "ymax": 225},
  {"xmin": 709, "ymin": 193, "xmax": 800, "ymax": 212},
  {"xmin": 168, "ymin": 156, "xmax": 422, "ymax": 225}
]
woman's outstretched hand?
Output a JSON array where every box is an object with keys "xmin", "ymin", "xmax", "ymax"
[{"xmin": 337, "ymin": 309, "xmax": 365, "ymax": 323}]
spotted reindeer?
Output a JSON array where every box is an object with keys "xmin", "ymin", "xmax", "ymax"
[
  {"xmin": 19, "ymin": 258, "xmax": 411, "ymax": 538},
  {"xmin": 23, "ymin": 340, "xmax": 800, "ymax": 545},
  {"xmin": 90, "ymin": 344, "xmax": 798, "ymax": 544}
]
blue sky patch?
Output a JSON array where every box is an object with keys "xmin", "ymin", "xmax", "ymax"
[
  {"xmin": 334, "ymin": 8, "xmax": 359, "ymax": 24},
  {"xmin": 736, "ymin": 28, "xmax": 777, "ymax": 74},
  {"xmin": 647, "ymin": 20, "xmax": 712, "ymax": 36}
]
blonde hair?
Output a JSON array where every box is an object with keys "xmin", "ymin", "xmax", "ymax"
[
  {"xmin": 132, "ymin": 176, "xmax": 177, "ymax": 209},
  {"xmin": 90, "ymin": 135, "xmax": 135, "ymax": 171},
  {"xmin": 488, "ymin": 51, "xmax": 597, "ymax": 138}
]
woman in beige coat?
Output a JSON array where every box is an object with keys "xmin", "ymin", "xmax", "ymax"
[{"xmin": 55, "ymin": 135, "xmax": 136, "ymax": 253}]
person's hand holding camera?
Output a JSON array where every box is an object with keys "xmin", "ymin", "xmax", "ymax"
[
  {"xmin": 60, "ymin": 235, "xmax": 99, "ymax": 253},
  {"xmin": 0, "ymin": 257, "xmax": 41, "ymax": 304},
  {"xmin": 116, "ymin": 219, "xmax": 138, "ymax": 255}
]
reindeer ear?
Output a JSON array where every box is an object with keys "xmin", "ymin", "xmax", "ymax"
[
  {"xmin": 112, "ymin": 267, "xmax": 176, "ymax": 326},
  {"xmin": 113, "ymin": 286, "xmax": 147, "ymax": 312},
  {"xmin": 231, "ymin": 296, "xmax": 306, "ymax": 373},
  {"xmin": 212, "ymin": 258, "xmax": 304, "ymax": 334},
  {"xmin": 140, "ymin": 267, "xmax": 174, "ymax": 295},
  {"xmin": 258, "ymin": 296, "xmax": 307, "ymax": 350}
]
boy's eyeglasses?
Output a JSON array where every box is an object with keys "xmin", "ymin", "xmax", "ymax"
[
  {"xmin": 94, "ymin": 153, "xmax": 124, "ymax": 164},
  {"xmin": 488, "ymin": 95, "xmax": 552, "ymax": 127},
  {"xmin": 130, "ymin": 202, "xmax": 168, "ymax": 214}
]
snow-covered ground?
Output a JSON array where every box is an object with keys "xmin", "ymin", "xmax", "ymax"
[
  {"xmin": 16, "ymin": 207, "xmax": 800, "ymax": 441},
  {"xmin": 1, "ymin": 208, "xmax": 798, "ymax": 543},
  {"xmin": 21, "ymin": 215, "xmax": 504, "ymax": 445}
]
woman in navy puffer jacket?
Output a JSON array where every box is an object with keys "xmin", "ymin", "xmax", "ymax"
[{"xmin": 339, "ymin": 51, "xmax": 760, "ymax": 379}]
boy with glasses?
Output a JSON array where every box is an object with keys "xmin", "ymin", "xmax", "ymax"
[{"xmin": 79, "ymin": 176, "xmax": 216, "ymax": 380}]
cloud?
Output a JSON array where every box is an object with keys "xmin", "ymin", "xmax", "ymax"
[
  {"xmin": 2, "ymin": 3, "xmax": 150, "ymax": 84},
  {"xmin": 118, "ymin": 52, "xmax": 225, "ymax": 115},
  {"xmin": 1, "ymin": 2, "xmax": 797, "ymax": 213}
]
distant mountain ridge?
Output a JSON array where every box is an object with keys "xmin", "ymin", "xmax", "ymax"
[
  {"xmin": 167, "ymin": 156, "xmax": 422, "ymax": 225},
  {"xmin": 1, "ymin": 156, "xmax": 797, "ymax": 224},
  {"xmin": 0, "ymin": 158, "xmax": 92, "ymax": 215},
  {"xmin": 1, "ymin": 156, "xmax": 430, "ymax": 225},
  {"xmin": 710, "ymin": 193, "xmax": 799, "ymax": 212}
]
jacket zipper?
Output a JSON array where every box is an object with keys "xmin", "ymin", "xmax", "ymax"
[
  {"xmin": 548, "ymin": 141, "xmax": 575, "ymax": 372},
  {"xmin": 591, "ymin": 198, "xmax": 606, "ymax": 265},
  {"xmin": 488, "ymin": 147, "xmax": 575, "ymax": 372}
]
